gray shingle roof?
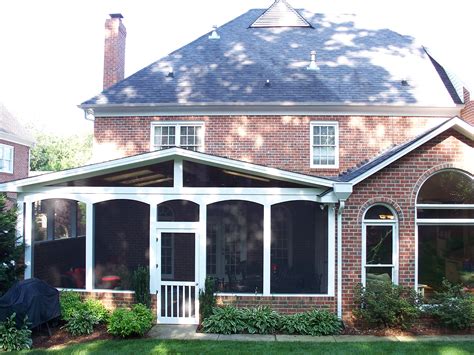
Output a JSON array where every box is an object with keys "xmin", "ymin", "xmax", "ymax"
[
  {"xmin": 82, "ymin": 7, "xmax": 459, "ymax": 108},
  {"xmin": 0, "ymin": 103, "xmax": 34, "ymax": 146}
]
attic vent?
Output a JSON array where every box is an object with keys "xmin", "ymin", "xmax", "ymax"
[
  {"xmin": 208, "ymin": 25, "xmax": 220, "ymax": 40},
  {"xmin": 401, "ymin": 79, "xmax": 409, "ymax": 86},
  {"xmin": 306, "ymin": 50, "xmax": 319, "ymax": 71},
  {"xmin": 167, "ymin": 67, "xmax": 174, "ymax": 78},
  {"xmin": 265, "ymin": 79, "xmax": 271, "ymax": 87}
]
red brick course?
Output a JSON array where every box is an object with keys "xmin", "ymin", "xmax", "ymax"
[
  {"xmin": 93, "ymin": 115, "xmax": 448, "ymax": 177},
  {"xmin": 103, "ymin": 16, "xmax": 126, "ymax": 90}
]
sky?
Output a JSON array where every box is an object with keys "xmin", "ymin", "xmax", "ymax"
[{"xmin": 0, "ymin": 0, "xmax": 473, "ymax": 136}]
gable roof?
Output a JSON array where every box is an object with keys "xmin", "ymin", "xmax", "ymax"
[
  {"xmin": 0, "ymin": 147, "xmax": 334, "ymax": 192},
  {"xmin": 81, "ymin": 5, "xmax": 461, "ymax": 111},
  {"xmin": 250, "ymin": 0, "xmax": 312, "ymax": 28},
  {"xmin": 0, "ymin": 103, "xmax": 34, "ymax": 147},
  {"xmin": 337, "ymin": 117, "xmax": 474, "ymax": 184}
]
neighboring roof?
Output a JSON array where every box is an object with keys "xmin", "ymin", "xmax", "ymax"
[
  {"xmin": 337, "ymin": 116, "xmax": 474, "ymax": 184},
  {"xmin": 0, "ymin": 147, "xmax": 334, "ymax": 192},
  {"xmin": 250, "ymin": 0, "xmax": 312, "ymax": 28},
  {"xmin": 82, "ymin": 3, "xmax": 460, "ymax": 109},
  {"xmin": 0, "ymin": 103, "xmax": 34, "ymax": 147}
]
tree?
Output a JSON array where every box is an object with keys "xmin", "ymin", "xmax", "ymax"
[
  {"xmin": 0, "ymin": 194, "xmax": 25, "ymax": 296},
  {"xmin": 30, "ymin": 133, "xmax": 93, "ymax": 172}
]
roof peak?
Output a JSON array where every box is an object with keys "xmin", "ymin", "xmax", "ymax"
[{"xmin": 250, "ymin": 0, "xmax": 312, "ymax": 28}]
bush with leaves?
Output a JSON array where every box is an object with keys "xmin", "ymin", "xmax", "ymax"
[
  {"xmin": 60, "ymin": 291, "xmax": 83, "ymax": 321},
  {"xmin": 107, "ymin": 304, "xmax": 154, "ymax": 338},
  {"xmin": 199, "ymin": 277, "xmax": 216, "ymax": 321},
  {"xmin": 132, "ymin": 266, "xmax": 150, "ymax": 308},
  {"xmin": 63, "ymin": 309, "xmax": 100, "ymax": 336},
  {"xmin": 0, "ymin": 313, "xmax": 32, "ymax": 351},
  {"xmin": 427, "ymin": 279, "xmax": 474, "ymax": 330},
  {"xmin": 280, "ymin": 309, "xmax": 343, "ymax": 336},
  {"xmin": 354, "ymin": 281, "xmax": 421, "ymax": 329},
  {"xmin": 202, "ymin": 306, "xmax": 247, "ymax": 334},
  {"xmin": 83, "ymin": 299, "xmax": 110, "ymax": 324},
  {"xmin": 0, "ymin": 194, "xmax": 25, "ymax": 297},
  {"xmin": 242, "ymin": 307, "xmax": 280, "ymax": 334}
]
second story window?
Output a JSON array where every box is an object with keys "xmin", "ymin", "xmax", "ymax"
[
  {"xmin": 151, "ymin": 122, "xmax": 204, "ymax": 152},
  {"xmin": 0, "ymin": 144, "xmax": 14, "ymax": 174},
  {"xmin": 310, "ymin": 122, "xmax": 339, "ymax": 168}
]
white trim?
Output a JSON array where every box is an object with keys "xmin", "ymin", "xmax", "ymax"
[
  {"xmin": 416, "ymin": 204, "xmax": 474, "ymax": 209},
  {"xmin": 24, "ymin": 201, "xmax": 32, "ymax": 279},
  {"xmin": 263, "ymin": 204, "xmax": 271, "ymax": 295},
  {"xmin": 85, "ymin": 203, "xmax": 94, "ymax": 291},
  {"xmin": 56, "ymin": 288, "xmax": 136, "ymax": 294},
  {"xmin": 150, "ymin": 121, "xmax": 205, "ymax": 152},
  {"xmin": 0, "ymin": 147, "xmax": 334, "ymax": 191},
  {"xmin": 0, "ymin": 131, "xmax": 34, "ymax": 147},
  {"xmin": 80, "ymin": 103, "xmax": 462, "ymax": 118},
  {"xmin": 327, "ymin": 205, "xmax": 336, "ymax": 297},
  {"xmin": 310, "ymin": 121, "xmax": 339, "ymax": 169},
  {"xmin": 351, "ymin": 117, "xmax": 474, "ymax": 185},
  {"xmin": 416, "ymin": 218, "xmax": 474, "ymax": 225},
  {"xmin": 215, "ymin": 293, "xmax": 333, "ymax": 297}
]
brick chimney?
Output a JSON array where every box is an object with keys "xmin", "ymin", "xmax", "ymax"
[{"xmin": 103, "ymin": 13, "xmax": 126, "ymax": 90}]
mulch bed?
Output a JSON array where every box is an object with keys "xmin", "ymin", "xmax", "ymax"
[
  {"xmin": 32, "ymin": 324, "xmax": 112, "ymax": 349},
  {"xmin": 342, "ymin": 324, "xmax": 474, "ymax": 336}
]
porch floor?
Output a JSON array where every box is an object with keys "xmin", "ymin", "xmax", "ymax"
[{"xmin": 147, "ymin": 325, "xmax": 474, "ymax": 342}]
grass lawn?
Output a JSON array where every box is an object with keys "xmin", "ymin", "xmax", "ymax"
[{"xmin": 21, "ymin": 339, "xmax": 474, "ymax": 355}]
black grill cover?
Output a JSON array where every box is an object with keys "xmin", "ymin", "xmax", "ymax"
[{"xmin": 0, "ymin": 278, "xmax": 60, "ymax": 329}]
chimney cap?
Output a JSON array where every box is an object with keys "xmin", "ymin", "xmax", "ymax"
[{"xmin": 109, "ymin": 13, "xmax": 124, "ymax": 19}]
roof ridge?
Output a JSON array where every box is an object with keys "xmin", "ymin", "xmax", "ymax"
[{"xmin": 250, "ymin": 0, "xmax": 312, "ymax": 28}]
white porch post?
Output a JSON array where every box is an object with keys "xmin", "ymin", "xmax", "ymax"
[
  {"xmin": 24, "ymin": 200, "xmax": 33, "ymax": 279},
  {"xmin": 174, "ymin": 159, "xmax": 183, "ymax": 188},
  {"xmin": 85, "ymin": 202, "xmax": 94, "ymax": 290},
  {"xmin": 15, "ymin": 194, "xmax": 24, "ymax": 243},
  {"xmin": 198, "ymin": 201, "xmax": 206, "ymax": 290},
  {"xmin": 327, "ymin": 204, "xmax": 336, "ymax": 296},
  {"xmin": 149, "ymin": 203, "xmax": 157, "ymax": 294},
  {"xmin": 263, "ymin": 204, "xmax": 271, "ymax": 295}
]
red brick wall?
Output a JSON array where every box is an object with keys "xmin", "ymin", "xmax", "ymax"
[
  {"xmin": 461, "ymin": 88, "xmax": 474, "ymax": 125},
  {"xmin": 79, "ymin": 291, "xmax": 158, "ymax": 315},
  {"xmin": 0, "ymin": 139, "xmax": 29, "ymax": 183},
  {"xmin": 93, "ymin": 115, "xmax": 447, "ymax": 177}
]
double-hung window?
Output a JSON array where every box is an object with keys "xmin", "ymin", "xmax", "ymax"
[
  {"xmin": 310, "ymin": 122, "xmax": 339, "ymax": 168},
  {"xmin": 0, "ymin": 144, "xmax": 14, "ymax": 173},
  {"xmin": 151, "ymin": 122, "xmax": 204, "ymax": 152}
]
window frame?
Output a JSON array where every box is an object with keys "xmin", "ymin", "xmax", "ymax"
[
  {"xmin": 0, "ymin": 143, "xmax": 14, "ymax": 174},
  {"xmin": 361, "ymin": 204, "xmax": 399, "ymax": 286},
  {"xmin": 309, "ymin": 121, "xmax": 339, "ymax": 169},
  {"xmin": 150, "ymin": 121, "xmax": 205, "ymax": 152}
]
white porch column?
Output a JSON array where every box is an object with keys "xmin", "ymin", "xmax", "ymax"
[
  {"xmin": 174, "ymin": 158, "xmax": 183, "ymax": 188},
  {"xmin": 24, "ymin": 201, "xmax": 33, "ymax": 279},
  {"xmin": 198, "ymin": 201, "xmax": 206, "ymax": 290},
  {"xmin": 327, "ymin": 204, "xmax": 336, "ymax": 297},
  {"xmin": 85, "ymin": 202, "xmax": 94, "ymax": 290},
  {"xmin": 263, "ymin": 204, "xmax": 271, "ymax": 295},
  {"xmin": 15, "ymin": 194, "xmax": 24, "ymax": 243},
  {"xmin": 149, "ymin": 203, "xmax": 157, "ymax": 294}
]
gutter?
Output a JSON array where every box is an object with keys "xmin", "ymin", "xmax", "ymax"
[{"xmin": 333, "ymin": 182, "xmax": 353, "ymax": 319}]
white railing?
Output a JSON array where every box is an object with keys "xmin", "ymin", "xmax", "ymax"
[{"xmin": 160, "ymin": 281, "xmax": 196, "ymax": 323}]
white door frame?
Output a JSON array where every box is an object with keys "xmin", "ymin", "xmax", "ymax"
[{"xmin": 155, "ymin": 224, "xmax": 200, "ymax": 324}]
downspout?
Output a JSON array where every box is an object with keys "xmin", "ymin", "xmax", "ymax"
[
  {"xmin": 337, "ymin": 200, "xmax": 345, "ymax": 319},
  {"xmin": 333, "ymin": 182, "xmax": 353, "ymax": 320}
]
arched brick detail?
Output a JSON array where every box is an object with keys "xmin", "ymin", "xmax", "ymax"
[
  {"xmin": 357, "ymin": 197, "xmax": 404, "ymax": 223},
  {"xmin": 410, "ymin": 163, "xmax": 474, "ymax": 206}
]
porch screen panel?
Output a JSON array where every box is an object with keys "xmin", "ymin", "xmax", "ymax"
[
  {"xmin": 206, "ymin": 201, "xmax": 263, "ymax": 293},
  {"xmin": 94, "ymin": 200, "xmax": 150, "ymax": 290},
  {"xmin": 32, "ymin": 199, "xmax": 86, "ymax": 289},
  {"xmin": 271, "ymin": 201, "xmax": 328, "ymax": 294},
  {"xmin": 157, "ymin": 200, "xmax": 199, "ymax": 222}
]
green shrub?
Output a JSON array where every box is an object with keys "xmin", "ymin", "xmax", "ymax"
[
  {"xmin": 107, "ymin": 304, "xmax": 154, "ymax": 338},
  {"xmin": 427, "ymin": 279, "xmax": 474, "ymax": 330},
  {"xmin": 60, "ymin": 291, "xmax": 83, "ymax": 321},
  {"xmin": 242, "ymin": 307, "xmax": 280, "ymax": 334},
  {"xmin": 132, "ymin": 266, "xmax": 150, "ymax": 308},
  {"xmin": 354, "ymin": 281, "xmax": 421, "ymax": 329},
  {"xmin": 199, "ymin": 277, "xmax": 216, "ymax": 321},
  {"xmin": 83, "ymin": 299, "xmax": 110, "ymax": 324},
  {"xmin": 0, "ymin": 313, "xmax": 32, "ymax": 351},
  {"xmin": 279, "ymin": 310, "xmax": 343, "ymax": 336},
  {"xmin": 202, "ymin": 306, "xmax": 246, "ymax": 334},
  {"xmin": 64, "ymin": 309, "xmax": 99, "ymax": 336}
]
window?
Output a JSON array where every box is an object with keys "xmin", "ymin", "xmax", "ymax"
[
  {"xmin": 416, "ymin": 170, "xmax": 474, "ymax": 298},
  {"xmin": 362, "ymin": 205, "xmax": 398, "ymax": 286},
  {"xmin": 310, "ymin": 122, "xmax": 338, "ymax": 168},
  {"xmin": 0, "ymin": 144, "xmax": 13, "ymax": 173},
  {"xmin": 151, "ymin": 122, "xmax": 204, "ymax": 151}
]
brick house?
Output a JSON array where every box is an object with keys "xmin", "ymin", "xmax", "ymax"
[
  {"xmin": 0, "ymin": 103, "xmax": 34, "ymax": 203},
  {"xmin": 1, "ymin": 0, "xmax": 473, "ymax": 324}
]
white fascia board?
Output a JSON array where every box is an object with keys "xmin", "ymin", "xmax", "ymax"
[
  {"xmin": 350, "ymin": 117, "xmax": 474, "ymax": 186},
  {"xmin": 79, "ymin": 103, "xmax": 463, "ymax": 118},
  {"xmin": 0, "ymin": 147, "xmax": 335, "ymax": 192},
  {"xmin": 0, "ymin": 132, "xmax": 34, "ymax": 147}
]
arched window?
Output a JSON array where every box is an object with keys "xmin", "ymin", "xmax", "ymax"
[
  {"xmin": 416, "ymin": 170, "xmax": 474, "ymax": 298},
  {"xmin": 362, "ymin": 204, "xmax": 398, "ymax": 286}
]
